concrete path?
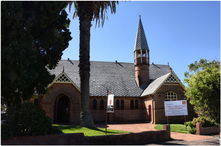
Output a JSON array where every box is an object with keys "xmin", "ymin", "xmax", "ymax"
[{"xmin": 95, "ymin": 123, "xmax": 220, "ymax": 145}]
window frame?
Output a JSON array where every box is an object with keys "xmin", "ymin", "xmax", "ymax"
[
  {"xmin": 93, "ymin": 99, "xmax": 97, "ymax": 109},
  {"xmin": 165, "ymin": 91, "xmax": 177, "ymax": 101}
]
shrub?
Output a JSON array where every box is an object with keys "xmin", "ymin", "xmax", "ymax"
[
  {"xmin": 188, "ymin": 128, "xmax": 196, "ymax": 134},
  {"xmin": 1, "ymin": 102, "xmax": 63, "ymax": 140},
  {"xmin": 194, "ymin": 117, "xmax": 215, "ymax": 127}
]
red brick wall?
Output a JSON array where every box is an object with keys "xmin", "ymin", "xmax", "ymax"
[
  {"xmin": 2, "ymin": 129, "xmax": 170, "ymax": 145},
  {"xmin": 145, "ymin": 84, "xmax": 196, "ymax": 124},
  {"xmin": 135, "ymin": 64, "xmax": 150, "ymax": 86},
  {"xmin": 1, "ymin": 133, "xmax": 84, "ymax": 145},
  {"xmin": 36, "ymin": 82, "xmax": 196, "ymax": 125},
  {"xmin": 196, "ymin": 123, "xmax": 220, "ymax": 135},
  {"xmin": 90, "ymin": 97, "xmax": 146, "ymax": 123},
  {"xmin": 143, "ymin": 96, "xmax": 152, "ymax": 122},
  {"xmin": 41, "ymin": 83, "xmax": 81, "ymax": 124}
]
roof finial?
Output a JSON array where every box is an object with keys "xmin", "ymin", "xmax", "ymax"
[
  {"xmin": 63, "ymin": 66, "xmax": 64, "ymax": 72},
  {"xmin": 170, "ymin": 67, "xmax": 172, "ymax": 73},
  {"xmin": 139, "ymin": 15, "xmax": 141, "ymax": 19}
]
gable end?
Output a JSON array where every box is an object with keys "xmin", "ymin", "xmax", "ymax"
[{"xmin": 165, "ymin": 74, "xmax": 179, "ymax": 83}]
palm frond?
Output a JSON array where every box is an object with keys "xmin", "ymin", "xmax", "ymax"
[{"xmin": 68, "ymin": 1, "xmax": 118, "ymax": 27}]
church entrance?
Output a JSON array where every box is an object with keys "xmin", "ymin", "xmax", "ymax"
[
  {"xmin": 149, "ymin": 105, "xmax": 151, "ymax": 121},
  {"xmin": 56, "ymin": 96, "xmax": 69, "ymax": 124}
]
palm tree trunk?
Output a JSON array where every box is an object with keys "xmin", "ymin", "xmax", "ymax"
[{"xmin": 78, "ymin": 2, "xmax": 94, "ymax": 127}]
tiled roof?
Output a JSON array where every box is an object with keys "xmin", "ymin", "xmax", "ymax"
[
  {"xmin": 134, "ymin": 17, "xmax": 149, "ymax": 51},
  {"xmin": 49, "ymin": 60, "xmax": 172, "ymax": 97}
]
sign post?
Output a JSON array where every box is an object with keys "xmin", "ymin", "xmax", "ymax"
[{"xmin": 105, "ymin": 90, "xmax": 114, "ymax": 135}]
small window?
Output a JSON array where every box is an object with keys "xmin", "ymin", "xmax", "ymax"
[
  {"xmin": 130, "ymin": 100, "xmax": 134, "ymax": 109},
  {"xmin": 100, "ymin": 99, "xmax": 104, "ymax": 109},
  {"xmin": 135, "ymin": 100, "xmax": 138, "ymax": 109},
  {"xmin": 165, "ymin": 91, "xmax": 177, "ymax": 101},
  {"xmin": 121, "ymin": 100, "xmax": 124, "ymax": 109},
  {"xmin": 34, "ymin": 98, "xmax": 39, "ymax": 108},
  {"xmin": 93, "ymin": 99, "xmax": 97, "ymax": 109},
  {"xmin": 116, "ymin": 100, "xmax": 119, "ymax": 109}
]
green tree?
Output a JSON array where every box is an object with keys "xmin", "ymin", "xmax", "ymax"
[
  {"xmin": 1, "ymin": 102, "xmax": 62, "ymax": 140},
  {"xmin": 1, "ymin": 2, "xmax": 72, "ymax": 106},
  {"xmin": 184, "ymin": 59, "xmax": 220, "ymax": 123},
  {"xmin": 68, "ymin": 1, "xmax": 118, "ymax": 127}
]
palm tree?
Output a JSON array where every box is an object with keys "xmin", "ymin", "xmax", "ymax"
[{"xmin": 68, "ymin": 1, "xmax": 118, "ymax": 127}]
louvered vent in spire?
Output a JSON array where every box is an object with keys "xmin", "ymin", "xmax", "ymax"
[
  {"xmin": 55, "ymin": 74, "xmax": 71, "ymax": 83},
  {"xmin": 165, "ymin": 74, "xmax": 178, "ymax": 83}
]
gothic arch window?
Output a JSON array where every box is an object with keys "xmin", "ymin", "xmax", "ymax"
[
  {"xmin": 121, "ymin": 100, "xmax": 124, "ymax": 109},
  {"xmin": 34, "ymin": 98, "xmax": 39, "ymax": 108},
  {"xmin": 116, "ymin": 100, "xmax": 119, "ymax": 109},
  {"xmin": 135, "ymin": 100, "xmax": 138, "ymax": 109},
  {"xmin": 93, "ymin": 99, "xmax": 97, "ymax": 109},
  {"xmin": 165, "ymin": 91, "xmax": 177, "ymax": 101},
  {"xmin": 130, "ymin": 100, "xmax": 134, "ymax": 109},
  {"xmin": 100, "ymin": 99, "xmax": 104, "ymax": 110}
]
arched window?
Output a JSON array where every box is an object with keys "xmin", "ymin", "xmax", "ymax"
[
  {"xmin": 100, "ymin": 99, "xmax": 104, "ymax": 109},
  {"xmin": 130, "ymin": 100, "xmax": 134, "ymax": 109},
  {"xmin": 116, "ymin": 100, "xmax": 119, "ymax": 109},
  {"xmin": 165, "ymin": 91, "xmax": 177, "ymax": 101},
  {"xmin": 135, "ymin": 100, "xmax": 138, "ymax": 109},
  {"xmin": 121, "ymin": 100, "xmax": 124, "ymax": 109},
  {"xmin": 34, "ymin": 98, "xmax": 39, "ymax": 108},
  {"xmin": 93, "ymin": 99, "xmax": 97, "ymax": 109}
]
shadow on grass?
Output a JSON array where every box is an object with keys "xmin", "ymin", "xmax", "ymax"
[{"xmin": 53, "ymin": 124, "xmax": 82, "ymax": 130}]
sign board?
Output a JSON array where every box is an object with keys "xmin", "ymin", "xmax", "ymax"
[
  {"xmin": 107, "ymin": 94, "xmax": 114, "ymax": 113},
  {"xmin": 164, "ymin": 100, "xmax": 188, "ymax": 116}
]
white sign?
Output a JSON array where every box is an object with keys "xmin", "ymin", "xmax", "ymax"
[
  {"xmin": 107, "ymin": 94, "xmax": 114, "ymax": 113},
  {"xmin": 164, "ymin": 100, "xmax": 188, "ymax": 116}
]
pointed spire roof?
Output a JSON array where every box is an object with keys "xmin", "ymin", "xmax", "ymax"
[{"xmin": 134, "ymin": 15, "xmax": 149, "ymax": 52}]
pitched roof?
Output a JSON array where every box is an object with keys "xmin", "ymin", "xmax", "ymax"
[
  {"xmin": 49, "ymin": 60, "xmax": 172, "ymax": 97},
  {"xmin": 134, "ymin": 16, "xmax": 149, "ymax": 51},
  {"xmin": 141, "ymin": 72, "xmax": 185, "ymax": 97}
]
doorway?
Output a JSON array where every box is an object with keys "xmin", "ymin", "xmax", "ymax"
[
  {"xmin": 148, "ymin": 105, "xmax": 151, "ymax": 121},
  {"xmin": 56, "ymin": 96, "xmax": 69, "ymax": 123}
]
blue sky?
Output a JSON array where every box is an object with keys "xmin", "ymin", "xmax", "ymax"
[{"xmin": 62, "ymin": 1, "xmax": 220, "ymax": 84}]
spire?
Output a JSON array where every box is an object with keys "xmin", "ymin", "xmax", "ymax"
[{"xmin": 134, "ymin": 15, "xmax": 149, "ymax": 51}]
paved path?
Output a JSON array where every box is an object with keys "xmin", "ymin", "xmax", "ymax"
[{"xmin": 95, "ymin": 123, "xmax": 220, "ymax": 145}]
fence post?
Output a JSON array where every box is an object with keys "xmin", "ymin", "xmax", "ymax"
[
  {"xmin": 196, "ymin": 123, "xmax": 201, "ymax": 135},
  {"xmin": 163, "ymin": 124, "xmax": 170, "ymax": 139}
]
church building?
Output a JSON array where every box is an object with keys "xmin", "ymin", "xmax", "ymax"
[{"xmin": 32, "ymin": 16, "xmax": 196, "ymax": 124}]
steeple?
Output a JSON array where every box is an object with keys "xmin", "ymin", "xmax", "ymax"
[
  {"xmin": 134, "ymin": 16, "xmax": 150, "ymax": 87},
  {"xmin": 134, "ymin": 15, "xmax": 149, "ymax": 51}
]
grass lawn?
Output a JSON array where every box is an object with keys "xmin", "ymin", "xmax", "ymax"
[
  {"xmin": 154, "ymin": 124, "xmax": 191, "ymax": 134},
  {"xmin": 53, "ymin": 124, "xmax": 131, "ymax": 136}
]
